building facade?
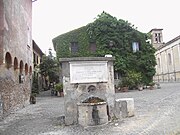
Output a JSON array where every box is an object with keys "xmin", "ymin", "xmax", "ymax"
[
  {"xmin": 151, "ymin": 29, "xmax": 180, "ymax": 82},
  {"xmin": 32, "ymin": 40, "xmax": 46, "ymax": 91},
  {"xmin": 0, "ymin": 0, "xmax": 33, "ymax": 119}
]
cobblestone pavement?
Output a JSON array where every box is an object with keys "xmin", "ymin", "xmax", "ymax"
[{"xmin": 0, "ymin": 83, "xmax": 180, "ymax": 135}]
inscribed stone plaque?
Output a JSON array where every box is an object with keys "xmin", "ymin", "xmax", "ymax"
[{"xmin": 70, "ymin": 61, "xmax": 108, "ymax": 83}]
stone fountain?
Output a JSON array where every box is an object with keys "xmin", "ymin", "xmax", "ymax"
[{"xmin": 59, "ymin": 57, "xmax": 115, "ymax": 127}]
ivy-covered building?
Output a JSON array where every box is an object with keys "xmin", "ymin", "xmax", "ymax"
[{"xmin": 52, "ymin": 12, "xmax": 156, "ymax": 85}]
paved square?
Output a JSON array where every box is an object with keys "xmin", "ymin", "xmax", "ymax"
[{"xmin": 0, "ymin": 83, "xmax": 180, "ymax": 135}]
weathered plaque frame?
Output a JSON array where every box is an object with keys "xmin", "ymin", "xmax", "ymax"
[{"xmin": 70, "ymin": 61, "xmax": 108, "ymax": 83}]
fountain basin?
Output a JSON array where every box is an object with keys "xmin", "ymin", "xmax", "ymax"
[{"xmin": 77, "ymin": 97, "xmax": 108, "ymax": 127}]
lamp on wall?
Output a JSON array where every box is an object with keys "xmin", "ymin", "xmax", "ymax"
[
  {"xmin": 105, "ymin": 54, "xmax": 112, "ymax": 57},
  {"xmin": 109, "ymin": 41, "xmax": 114, "ymax": 47},
  {"xmin": 19, "ymin": 74, "xmax": 24, "ymax": 83}
]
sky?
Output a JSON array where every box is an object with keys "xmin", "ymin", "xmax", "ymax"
[{"xmin": 32, "ymin": 0, "xmax": 180, "ymax": 55}]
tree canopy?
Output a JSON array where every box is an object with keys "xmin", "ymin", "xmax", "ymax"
[{"xmin": 39, "ymin": 50, "xmax": 59, "ymax": 83}]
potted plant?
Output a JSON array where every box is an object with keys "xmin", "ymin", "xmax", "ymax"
[
  {"xmin": 30, "ymin": 93, "xmax": 36, "ymax": 104},
  {"xmin": 149, "ymin": 81, "xmax": 155, "ymax": 90},
  {"xmin": 138, "ymin": 84, "xmax": 144, "ymax": 91},
  {"xmin": 119, "ymin": 70, "xmax": 143, "ymax": 91},
  {"xmin": 55, "ymin": 83, "xmax": 63, "ymax": 97},
  {"xmin": 127, "ymin": 70, "xmax": 143, "ymax": 90},
  {"xmin": 118, "ymin": 77, "xmax": 130, "ymax": 92},
  {"xmin": 156, "ymin": 82, "xmax": 161, "ymax": 89}
]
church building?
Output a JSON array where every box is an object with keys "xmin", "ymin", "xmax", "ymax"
[{"xmin": 151, "ymin": 29, "xmax": 180, "ymax": 82}]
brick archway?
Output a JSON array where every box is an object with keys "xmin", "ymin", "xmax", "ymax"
[
  {"xmin": 29, "ymin": 66, "xmax": 32, "ymax": 75},
  {"xmin": 25, "ymin": 63, "xmax": 28, "ymax": 75},
  {"xmin": 19, "ymin": 60, "xmax": 24, "ymax": 74},
  {"xmin": 5, "ymin": 52, "xmax": 12, "ymax": 69},
  {"xmin": 14, "ymin": 57, "xmax": 18, "ymax": 70}
]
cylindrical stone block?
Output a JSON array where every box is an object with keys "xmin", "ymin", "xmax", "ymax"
[{"xmin": 77, "ymin": 102, "xmax": 108, "ymax": 127}]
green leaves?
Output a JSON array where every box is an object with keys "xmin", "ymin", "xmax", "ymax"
[
  {"xmin": 55, "ymin": 83, "xmax": 63, "ymax": 92},
  {"xmin": 39, "ymin": 55, "xmax": 59, "ymax": 83},
  {"xmin": 90, "ymin": 12, "xmax": 156, "ymax": 84}
]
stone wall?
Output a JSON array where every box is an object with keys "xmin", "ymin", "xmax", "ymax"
[
  {"xmin": 0, "ymin": 0, "xmax": 32, "ymax": 119},
  {"xmin": 0, "ymin": 65, "xmax": 31, "ymax": 117},
  {"xmin": 0, "ymin": 0, "xmax": 4, "ymax": 64}
]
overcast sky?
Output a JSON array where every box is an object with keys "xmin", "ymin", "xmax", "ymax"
[{"xmin": 32, "ymin": 0, "xmax": 180, "ymax": 55}]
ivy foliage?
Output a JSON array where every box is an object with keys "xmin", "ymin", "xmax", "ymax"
[
  {"xmin": 53, "ymin": 26, "xmax": 91, "ymax": 58},
  {"xmin": 52, "ymin": 11, "xmax": 156, "ymax": 85}
]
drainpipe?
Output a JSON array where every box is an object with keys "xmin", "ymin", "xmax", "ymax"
[{"xmin": 0, "ymin": 94, "xmax": 3, "ymax": 120}]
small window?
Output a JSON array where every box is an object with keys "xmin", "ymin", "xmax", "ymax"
[
  {"xmin": 33, "ymin": 52, "xmax": 36, "ymax": 63},
  {"xmin": 157, "ymin": 58, "xmax": 160, "ymax": 68},
  {"xmin": 27, "ymin": 26, "xmax": 30, "ymax": 46},
  {"xmin": 114, "ymin": 72, "xmax": 121, "ymax": 80},
  {"xmin": 70, "ymin": 42, "xmax": 79, "ymax": 54},
  {"xmin": 155, "ymin": 37, "xmax": 158, "ymax": 42},
  {"xmin": 158, "ymin": 33, "xmax": 161, "ymax": 42},
  {"xmin": 89, "ymin": 42, "xmax": 96, "ymax": 53},
  {"xmin": 36, "ymin": 56, "xmax": 39, "ymax": 64},
  {"xmin": 132, "ymin": 42, "xmax": 139, "ymax": 53}
]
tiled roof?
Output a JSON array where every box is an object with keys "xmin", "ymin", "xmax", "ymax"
[
  {"xmin": 156, "ymin": 35, "xmax": 180, "ymax": 50},
  {"xmin": 149, "ymin": 28, "xmax": 163, "ymax": 33}
]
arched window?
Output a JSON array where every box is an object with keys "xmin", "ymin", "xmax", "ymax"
[
  {"xmin": 25, "ymin": 63, "xmax": 28, "ymax": 75},
  {"xmin": 157, "ymin": 58, "xmax": 160, "ymax": 68},
  {"xmin": 5, "ymin": 52, "xmax": 12, "ymax": 69},
  {"xmin": 29, "ymin": 66, "xmax": 32, "ymax": 75},
  {"xmin": 20, "ymin": 60, "xmax": 24, "ymax": 74},
  {"xmin": 168, "ymin": 53, "xmax": 172, "ymax": 65},
  {"xmin": 14, "ymin": 57, "xmax": 18, "ymax": 70}
]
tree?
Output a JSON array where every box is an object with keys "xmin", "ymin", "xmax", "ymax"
[
  {"xmin": 39, "ymin": 49, "xmax": 59, "ymax": 88},
  {"xmin": 31, "ymin": 74, "xmax": 39, "ymax": 94}
]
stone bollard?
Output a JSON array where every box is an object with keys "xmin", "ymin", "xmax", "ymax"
[
  {"xmin": 115, "ymin": 98, "xmax": 134, "ymax": 118},
  {"xmin": 156, "ymin": 83, "xmax": 161, "ymax": 89}
]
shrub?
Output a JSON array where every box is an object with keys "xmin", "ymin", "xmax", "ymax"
[
  {"xmin": 55, "ymin": 83, "xmax": 63, "ymax": 92},
  {"xmin": 118, "ymin": 70, "xmax": 142, "ymax": 89},
  {"xmin": 148, "ymin": 81, "xmax": 155, "ymax": 86}
]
